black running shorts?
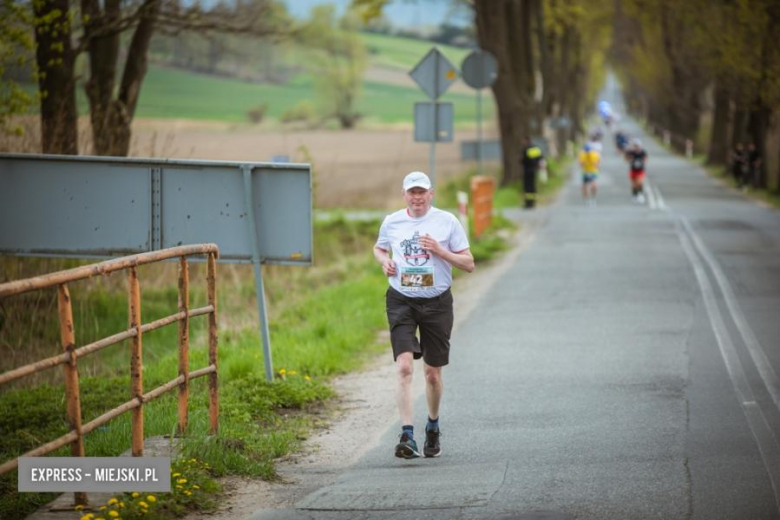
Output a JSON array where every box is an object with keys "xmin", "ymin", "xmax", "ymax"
[{"xmin": 385, "ymin": 287, "xmax": 454, "ymax": 367}]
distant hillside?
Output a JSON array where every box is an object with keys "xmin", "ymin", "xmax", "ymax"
[
  {"xmin": 132, "ymin": 65, "xmax": 492, "ymax": 125},
  {"xmin": 22, "ymin": 32, "xmax": 492, "ymax": 126},
  {"xmin": 134, "ymin": 31, "xmax": 490, "ymax": 125}
]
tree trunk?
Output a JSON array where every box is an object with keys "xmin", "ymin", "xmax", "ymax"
[
  {"xmin": 569, "ymin": 32, "xmax": 585, "ymax": 141},
  {"xmin": 731, "ymin": 106, "xmax": 748, "ymax": 150},
  {"xmin": 91, "ymin": 0, "xmax": 161, "ymax": 156},
  {"xmin": 83, "ymin": 0, "xmax": 121, "ymax": 156},
  {"xmin": 658, "ymin": 0, "xmax": 701, "ymax": 146},
  {"xmin": 533, "ymin": 0, "xmax": 548, "ymax": 134},
  {"xmin": 538, "ymin": 0, "xmax": 554, "ymax": 118},
  {"xmin": 33, "ymin": 0, "xmax": 78, "ymax": 154},
  {"xmin": 475, "ymin": 0, "xmax": 532, "ymax": 186},
  {"xmin": 555, "ymin": 24, "xmax": 572, "ymax": 154},
  {"xmin": 747, "ymin": 104, "xmax": 772, "ymax": 188},
  {"xmin": 707, "ymin": 78, "xmax": 731, "ymax": 166}
]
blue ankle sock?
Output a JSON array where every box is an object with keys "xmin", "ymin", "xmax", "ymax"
[
  {"xmin": 402, "ymin": 425, "xmax": 414, "ymax": 440},
  {"xmin": 426, "ymin": 416, "xmax": 439, "ymax": 432}
]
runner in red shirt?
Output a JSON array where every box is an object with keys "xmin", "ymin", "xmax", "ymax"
[{"xmin": 625, "ymin": 139, "xmax": 648, "ymax": 204}]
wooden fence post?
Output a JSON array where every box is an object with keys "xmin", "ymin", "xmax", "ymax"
[
  {"xmin": 58, "ymin": 284, "xmax": 87, "ymax": 507},
  {"xmin": 207, "ymin": 253, "xmax": 219, "ymax": 435},
  {"xmin": 177, "ymin": 257, "xmax": 190, "ymax": 435},
  {"xmin": 128, "ymin": 266, "xmax": 144, "ymax": 456}
]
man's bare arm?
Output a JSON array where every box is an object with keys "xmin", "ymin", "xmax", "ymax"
[
  {"xmin": 417, "ymin": 234, "xmax": 475, "ymax": 273},
  {"xmin": 374, "ymin": 247, "xmax": 397, "ymax": 276}
]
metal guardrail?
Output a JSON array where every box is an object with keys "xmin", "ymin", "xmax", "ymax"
[{"xmin": 0, "ymin": 244, "xmax": 220, "ymax": 506}]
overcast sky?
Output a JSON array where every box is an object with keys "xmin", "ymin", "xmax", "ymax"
[{"xmin": 285, "ymin": 0, "xmax": 471, "ymax": 28}]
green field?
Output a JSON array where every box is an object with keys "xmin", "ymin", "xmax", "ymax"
[
  {"xmin": 361, "ymin": 33, "xmax": 471, "ymax": 71},
  {"xmin": 131, "ymin": 66, "xmax": 493, "ymax": 124}
]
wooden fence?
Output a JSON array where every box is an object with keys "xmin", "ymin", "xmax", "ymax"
[{"xmin": 0, "ymin": 244, "xmax": 220, "ymax": 506}]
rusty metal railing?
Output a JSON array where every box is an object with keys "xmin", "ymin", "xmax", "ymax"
[{"xmin": 0, "ymin": 244, "xmax": 220, "ymax": 506}]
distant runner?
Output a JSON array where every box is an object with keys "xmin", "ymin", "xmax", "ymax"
[
  {"xmin": 598, "ymin": 100, "xmax": 614, "ymax": 131},
  {"xmin": 615, "ymin": 130, "xmax": 629, "ymax": 152},
  {"xmin": 374, "ymin": 171, "xmax": 475, "ymax": 459},
  {"xmin": 588, "ymin": 130, "xmax": 604, "ymax": 153},
  {"xmin": 625, "ymin": 139, "xmax": 648, "ymax": 204},
  {"xmin": 579, "ymin": 143, "xmax": 601, "ymax": 206}
]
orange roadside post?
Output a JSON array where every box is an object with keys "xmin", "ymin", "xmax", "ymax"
[{"xmin": 470, "ymin": 176, "xmax": 495, "ymax": 238}]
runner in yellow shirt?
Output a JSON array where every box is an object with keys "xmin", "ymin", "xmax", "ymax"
[{"xmin": 579, "ymin": 143, "xmax": 601, "ymax": 206}]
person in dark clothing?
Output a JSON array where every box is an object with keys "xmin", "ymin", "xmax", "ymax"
[
  {"xmin": 746, "ymin": 142, "xmax": 762, "ymax": 190},
  {"xmin": 521, "ymin": 136, "xmax": 544, "ymax": 209},
  {"xmin": 731, "ymin": 142, "xmax": 748, "ymax": 189},
  {"xmin": 615, "ymin": 131, "xmax": 629, "ymax": 152},
  {"xmin": 625, "ymin": 139, "xmax": 648, "ymax": 203}
]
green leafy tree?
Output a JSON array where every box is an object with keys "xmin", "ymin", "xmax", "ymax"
[
  {"xmin": 0, "ymin": 0, "xmax": 37, "ymax": 137},
  {"xmin": 302, "ymin": 5, "xmax": 367, "ymax": 129},
  {"xmin": 613, "ymin": 0, "xmax": 779, "ymax": 187}
]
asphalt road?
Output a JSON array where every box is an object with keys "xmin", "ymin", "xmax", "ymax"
[{"xmin": 249, "ymin": 114, "xmax": 780, "ymax": 519}]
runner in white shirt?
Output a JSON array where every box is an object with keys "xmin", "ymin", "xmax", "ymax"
[{"xmin": 374, "ymin": 171, "xmax": 474, "ymax": 459}]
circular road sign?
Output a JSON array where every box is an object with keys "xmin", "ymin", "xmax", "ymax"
[{"xmin": 461, "ymin": 50, "xmax": 498, "ymax": 89}]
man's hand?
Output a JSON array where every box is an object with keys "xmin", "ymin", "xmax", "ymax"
[
  {"xmin": 418, "ymin": 234, "xmax": 474, "ymax": 273},
  {"xmin": 374, "ymin": 247, "xmax": 397, "ymax": 277},
  {"xmin": 382, "ymin": 259, "xmax": 397, "ymax": 277},
  {"xmin": 418, "ymin": 234, "xmax": 443, "ymax": 255}
]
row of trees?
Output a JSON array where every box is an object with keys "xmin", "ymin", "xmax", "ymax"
[
  {"xmin": 613, "ymin": 0, "xmax": 780, "ymax": 189},
  {"xmin": 1, "ymin": 0, "xmax": 289, "ymax": 156},
  {"xmin": 1, "ymin": 0, "xmax": 372, "ymax": 154},
  {"xmin": 355, "ymin": 0, "xmax": 611, "ymax": 186},
  {"xmin": 474, "ymin": 0, "xmax": 611, "ymax": 185}
]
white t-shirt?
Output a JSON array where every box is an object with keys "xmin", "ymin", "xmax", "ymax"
[{"xmin": 375, "ymin": 207, "xmax": 470, "ymax": 298}]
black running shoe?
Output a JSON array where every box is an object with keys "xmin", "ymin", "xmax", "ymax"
[
  {"xmin": 394, "ymin": 432, "xmax": 421, "ymax": 459},
  {"xmin": 423, "ymin": 428, "xmax": 441, "ymax": 458}
]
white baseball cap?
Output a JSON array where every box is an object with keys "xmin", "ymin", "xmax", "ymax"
[{"xmin": 403, "ymin": 171, "xmax": 432, "ymax": 191}]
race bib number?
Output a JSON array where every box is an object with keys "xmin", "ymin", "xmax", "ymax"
[{"xmin": 400, "ymin": 266, "xmax": 434, "ymax": 291}]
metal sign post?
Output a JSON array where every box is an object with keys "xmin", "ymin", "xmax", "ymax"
[
  {"xmin": 461, "ymin": 50, "xmax": 498, "ymax": 176},
  {"xmin": 431, "ymin": 101, "xmax": 437, "ymax": 186},
  {"xmin": 410, "ymin": 48, "xmax": 459, "ymax": 189},
  {"xmin": 241, "ymin": 165, "xmax": 274, "ymax": 381}
]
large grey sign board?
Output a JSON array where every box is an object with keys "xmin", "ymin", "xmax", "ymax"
[
  {"xmin": 461, "ymin": 50, "xmax": 498, "ymax": 89},
  {"xmin": 414, "ymin": 102, "xmax": 454, "ymax": 143},
  {"xmin": 461, "ymin": 140, "xmax": 502, "ymax": 161},
  {"xmin": 409, "ymin": 48, "xmax": 459, "ymax": 100},
  {"xmin": 0, "ymin": 154, "xmax": 312, "ymax": 265}
]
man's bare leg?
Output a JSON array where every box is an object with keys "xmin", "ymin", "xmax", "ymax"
[
  {"xmin": 423, "ymin": 362, "xmax": 444, "ymax": 457},
  {"xmin": 424, "ymin": 362, "xmax": 443, "ymax": 421},
  {"xmin": 394, "ymin": 352, "xmax": 421, "ymax": 458},
  {"xmin": 396, "ymin": 352, "xmax": 414, "ymax": 426}
]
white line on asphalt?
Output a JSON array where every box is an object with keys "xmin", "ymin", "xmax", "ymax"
[
  {"xmin": 645, "ymin": 179, "xmax": 658, "ymax": 209},
  {"xmin": 654, "ymin": 186, "xmax": 666, "ymax": 210},
  {"xmin": 680, "ymin": 217, "xmax": 780, "ymax": 413},
  {"xmin": 676, "ymin": 219, "xmax": 780, "ymax": 513}
]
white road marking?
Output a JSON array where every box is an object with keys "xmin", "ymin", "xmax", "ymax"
[
  {"xmin": 654, "ymin": 185, "xmax": 666, "ymax": 210},
  {"xmin": 676, "ymin": 217, "xmax": 780, "ymax": 513},
  {"xmin": 680, "ymin": 217, "xmax": 780, "ymax": 413}
]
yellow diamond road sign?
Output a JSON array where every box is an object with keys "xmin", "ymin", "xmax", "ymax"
[{"xmin": 409, "ymin": 47, "xmax": 460, "ymax": 101}]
